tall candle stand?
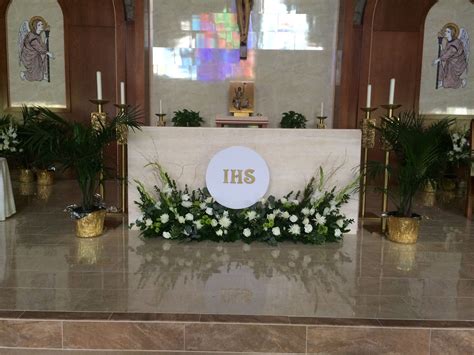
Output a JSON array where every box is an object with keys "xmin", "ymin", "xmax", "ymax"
[
  {"xmin": 155, "ymin": 113, "xmax": 167, "ymax": 126},
  {"xmin": 115, "ymin": 104, "xmax": 129, "ymax": 213},
  {"xmin": 316, "ymin": 116, "xmax": 327, "ymax": 129},
  {"xmin": 380, "ymin": 104, "xmax": 401, "ymax": 232},
  {"xmin": 360, "ymin": 107, "xmax": 377, "ymax": 218},
  {"xmin": 90, "ymin": 99, "xmax": 109, "ymax": 199}
]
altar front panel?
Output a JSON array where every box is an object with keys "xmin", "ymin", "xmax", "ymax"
[{"xmin": 128, "ymin": 127, "xmax": 361, "ymax": 233}]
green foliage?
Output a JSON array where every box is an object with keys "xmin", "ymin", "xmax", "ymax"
[
  {"xmin": 280, "ymin": 111, "xmax": 307, "ymax": 128},
  {"xmin": 373, "ymin": 111, "xmax": 453, "ymax": 217},
  {"xmin": 25, "ymin": 106, "xmax": 142, "ymax": 211},
  {"xmin": 172, "ymin": 109, "xmax": 204, "ymax": 127},
  {"xmin": 132, "ymin": 165, "xmax": 357, "ymax": 245}
]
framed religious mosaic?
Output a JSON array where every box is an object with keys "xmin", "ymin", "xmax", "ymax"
[{"xmin": 5, "ymin": 0, "xmax": 67, "ymax": 109}]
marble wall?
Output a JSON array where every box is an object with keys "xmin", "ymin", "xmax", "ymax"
[
  {"xmin": 150, "ymin": 0, "xmax": 340, "ymax": 127},
  {"xmin": 6, "ymin": 0, "xmax": 66, "ymax": 108},
  {"xmin": 419, "ymin": 0, "xmax": 474, "ymax": 115}
]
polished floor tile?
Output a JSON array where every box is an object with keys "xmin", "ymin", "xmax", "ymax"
[{"xmin": 0, "ymin": 181, "xmax": 473, "ymax": 320}]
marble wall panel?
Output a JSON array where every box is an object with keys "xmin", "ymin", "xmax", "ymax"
[
  {"xmin": 150, "ymin": 0, "xmax": 339, "ymax": 127},
  {"xmin": 128, "ymin": 127, "xmax": 361, "ymax": 233},
  {"xmin": 0, "ymin": 319, "xmax": 62, "ymax": 348},
  {"xmin": 419, "ymin": 0, "xmax": 474, "ymax": 115}
]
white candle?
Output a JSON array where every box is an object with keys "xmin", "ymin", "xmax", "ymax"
[
  {"xmin": 120, "ymin": 82, "xmax": 126, "ymax": 105},
  {"xmin": 389, "ymin": 78, "xmax": 395, "ymax": 105},
  {"xmin": 159, "ymin": 100, "xmax": 163, "ymax": 114},
  {"xmin": 96, "ymin": 71, "xmax": 103, "ymax": 100},
  {"xmin": 366, "ymin": 84, "xmax": 372, "ymax": 108},
  {"xmin": 320, "ymin": 102, "xmax": 324, "ymax": 117}
]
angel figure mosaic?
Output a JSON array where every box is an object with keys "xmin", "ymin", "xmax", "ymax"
[
  {"xmin": 18, "ymin": 16, "xmax": 55, "ymax": 82},
  {"xmin": 433, "ymin": 22, "xmax": 470, "ymax": 89}
]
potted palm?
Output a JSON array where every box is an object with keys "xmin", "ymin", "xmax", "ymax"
[
  {"xmin": 171, "ymin": 109, "xmax": 204, "ymax": 127},
  {"xmin": 374, "ymin": 111, "xmax": 453, "ymax": 243},
  {"xmin": 26, "ymin": 107, "xmax": 141, "ymax": 237}
]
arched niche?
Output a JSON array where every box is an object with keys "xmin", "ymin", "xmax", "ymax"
[
  {"xmin": 5, "ymin": 0, "xmax": 67, "ymax": 109},
  {"xmin": 419, "ymin": 0, "xmax": 474, "ymax": 116}
]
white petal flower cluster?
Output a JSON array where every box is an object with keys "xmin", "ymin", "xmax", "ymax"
[{"xmin": 0, "ymin": 125, "xmax": 20, "ymax": 154}]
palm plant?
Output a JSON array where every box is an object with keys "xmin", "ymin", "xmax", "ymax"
[
  {"xmin": 280, "ymin": 111, "xmax": 307, "ymax": 128},
  {"xmin": 374, "ymin": 111, "xmax": 453, "ymax": 217},
  {"xmin": 172, "ymin": 109, "xmax": 204, "ymax": 127},
  {"xmin": 25, "ymin": 107, "xmax": 141, "ymax": 212}
]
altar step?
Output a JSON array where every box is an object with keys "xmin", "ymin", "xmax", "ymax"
[{"xmin": 0, "ymin": 312, "xmax": 472, "ymax": 354}]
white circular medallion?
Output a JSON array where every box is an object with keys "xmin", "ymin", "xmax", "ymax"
[{"xmin": 206, "ymin": 146, "xmax": 270, "ymax": 209}]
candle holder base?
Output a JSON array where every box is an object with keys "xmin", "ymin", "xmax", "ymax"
[
  {"xmin": 155, "ymin": 113, "xmax": 167, "ymax": 127},
  {"xmin": 316, "ymin": 116, "xmax": 327, "ymax": 129}
]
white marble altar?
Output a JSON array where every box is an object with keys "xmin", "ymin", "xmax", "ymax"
[{"xmin": 128, "ymin": 127, "xmax": 360, "ymax": 233}]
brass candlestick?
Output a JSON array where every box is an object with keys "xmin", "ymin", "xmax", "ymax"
[
  {"xmin": 155, "ymin": 113, "xmax": 167, "ymax": 126},
  {"xmin": 380, "ymin": 104, "xmax": 401, "ymax": 232},
  {"xmin": 360, "ymin": 107, "xmax": 377, "ymax": 218},
  {"xmin": 316, "ymin": 116, "xmax": 327, "ymax": 129},
  {"xmin": 90, "ymin": 99, "xmax": 109, "ymax": 199},
  {"xmin": 115, "ymin": 104, "xmax": 129, "ymax": 213}
]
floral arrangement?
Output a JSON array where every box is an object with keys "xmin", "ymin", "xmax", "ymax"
[
  {"xmin": 447, "ymin": 129, "xmax": 470, "ymax": 165},
  {"xmin": 132, "ymin": 164, "xmax": 357, "ymax": 245},
  {"xmin": 0, "ymin": 116, "xmax": 21, "ymax": 156}
]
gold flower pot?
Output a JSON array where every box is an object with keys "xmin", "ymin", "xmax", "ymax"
[
  {"xmin": 36, "ymin": 170, "xmax": 54, "ymax": 186},
  {"xmin": 75, "ymin": 210, "xmax": 107, "ymax": 238},
  {"xmin": 19, "ymin": 182, "xmax": 35, "ymax": 196},
  {"xmin": 37, "ymin": 184, "xmax": 53, "ymax": 201},
  {"xmin": 19, "ymin": 168, "xmax": 35, "ymax": 183},
  {"xmin": 386, "ymin": 215, "xmax": 420, "ymax": 244}
]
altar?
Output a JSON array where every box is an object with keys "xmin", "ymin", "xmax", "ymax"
[{"xmin": 128, "ymin": 127, "xmax": 361, "ymax": 233}]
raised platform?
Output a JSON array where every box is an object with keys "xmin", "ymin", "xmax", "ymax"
[{"xmin": 0, "ymin": 180, "xmax": 472, "ymax": 353}]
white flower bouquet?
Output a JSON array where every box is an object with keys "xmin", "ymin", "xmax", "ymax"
[
  {"xmin": 0, "ymin": 115, "xmax": 21, "ymax": 157},
  {"xmin": 447, "ymin": 130, "xmax": 470, "ymax": 166},
  {"xmin": 132, "ymin": 164, "xmax": 357, "ymax": 245}
]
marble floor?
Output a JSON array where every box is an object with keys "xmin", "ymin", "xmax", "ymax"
[{"xmin": 0, "ymin": 180, "xmax": 473, "ymax": 321}]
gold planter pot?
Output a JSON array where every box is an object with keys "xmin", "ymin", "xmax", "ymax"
[
  {"xmin": 19, "ymin": 168, "xmax": 35, "ymax": 183},
  {"xmin": 75, "ymin": 210, "xmax": 107, "ymax": 238},
  {"xmin": 386, "ymin": 215, "xmax": 420, "ymax": 244},
  {"xmin": 36, "ymin": 170, "xmax": 54, "ymax": 186}
]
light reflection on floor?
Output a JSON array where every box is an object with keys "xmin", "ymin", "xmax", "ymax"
[{"xmin": 0, "ymin": 180, "xmax": 473, "ymax": 320}]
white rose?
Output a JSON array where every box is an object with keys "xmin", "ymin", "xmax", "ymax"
[
  {"xmin": 335, "ymin": 229, "xmax": 342, "ymax": 237},
  {"xmin": 154, "ymin": 201, "xmax": 161, "ymax": 209},
  {"xmin": 181, "ymin": 194, "xmax": 190, "ymax": 201},
  {"xmin": 206, "ymin": 207, "xmax": 213, "ymax": 215},
  {"xmin": 178, "ymin": 216, "xmax": 185, "ymax": 224},
  {"xmin": 267, "ymin": 213, "xmax": 276, "ymax": 221},
  {"xmin": 309, "ymin": 208, "xmax": 315, "ymax": 215},
  {"xmin": 272, "ymin": 227, "xmax": 281, "ymax": 236},
  {"xmin": 289, "ymin": 215, "xmax": 298, "ymax": 223},
  {"xmin": 336, "ymin": 219, "xmax": 344, "ymax": 228},
  {"xmin": 304, "ymin": 224, "xmax": 313, "ymax": 233},
  {"xmin": 181, "ymin": 201, "xmax": 192, "ymax": 208},
  {"xmin": 162, "ymin": 231, "xmax": 172, "ymax": 239},
  {"xmin": 280, "ymin": 211, "xmax": 290, "ymax": 219},
  {"xmin": 302, "ymin": 217, "xmax": 309, "ymax": 225},
  {"xmin": 194, "ymin": 220, "xmax": 203, "ymax": 230},
  {"xmin": 302, "ymin": 208, "xmax": 310, "ymax": 216},
  {"xmin": 211, "ymin": 219, "xmax": 218, "ymax": 227},
  {"xmin": 291, "ymin": 199, "xmax": 299, "ymax": 205},
  {"xmin": 145, "ymin": 218, "xmax": 153, "ymax": 227},
  {"xmin": 205, "ymin": 197, "xmax": 213, "ymax": 203},
  {"xmin": 323, "ymin": 207, "xmax": 330, "ymax": 216},
  {"xmin": 160, "ymin": 214, "xmax": 169, "ymax": 223},
  {"xmin": 243, "ymin": 228, "xmax": 251, "ymax": 237},
  {"xmin": 185, "ymin": 213, "xmax": 194, "ymax": 221},
  {"xmin": 216, "ymin": 229, "xmax": 223, "ymax": 236},
  {"xmin": 280, "ymin": 197, "xmax": 288, "ymax": 203},
  {"xmin": 200, "ymin": 202, "xmax": 207, "ymax": 210}
]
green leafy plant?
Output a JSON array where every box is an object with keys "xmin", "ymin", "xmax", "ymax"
[
  {"xmin": 25, "ymin": 107, "xmax": 141, "ymax": 212},
  {"xmin": 372, "ymin": 111, "xmax": 453, "ymax": 217},
  {"xmin": 171, "ymin": 109, "xmax": 204, "ymax": 127},
  {"xmin": 132, "ymin": 164, "xmax": 358, "ymax": 245},
  {"xmin": 280, "ymin": 111, "xmax": 307, "ymax": 128}
]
